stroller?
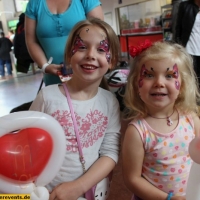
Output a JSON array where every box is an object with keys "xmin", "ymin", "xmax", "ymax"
[{"xmin": 104, "ymin": 61, "xmax": 130, "ymax": 111}]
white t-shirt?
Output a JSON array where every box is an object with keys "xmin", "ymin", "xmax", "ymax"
[
  {"xmin": 186, "ymin": 12, "xmax": 200, "ymax": 56},
  {"xmin": 30, "ymin": 84, "xmax": 121, "ymax": 191}
]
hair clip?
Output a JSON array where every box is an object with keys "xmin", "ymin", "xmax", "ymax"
[{"xmin": 129, "ymin": 39, "xmax": 152, "ymax": 58}]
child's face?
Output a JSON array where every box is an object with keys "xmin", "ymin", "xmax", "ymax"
[
  {"xmin": 69, "ymin": 25, "xmax": 112, "ymax": 84},
  {"xmin": 137, "ymin": 58, "xmax": 181, "ymax": 111}
]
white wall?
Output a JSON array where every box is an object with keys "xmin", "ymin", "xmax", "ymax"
[{"xmin": 0, "ymin": 0, "xmax": 16, "ymax": 34}]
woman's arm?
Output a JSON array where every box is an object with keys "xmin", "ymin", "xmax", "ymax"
[
  {"xmin": 49, "ymin": 156, "xmax": 115, "ymax": 200},
  {"xmin": 25, "ymin": 17, "xmax": 62, "ymax": 74},
  {"xmin": 87, "ymin": 5, "xmax": 104, "ymax": 20},
  {"xmin": 122, "ymin": 125, "xmax": 171, "ymax": 200}
]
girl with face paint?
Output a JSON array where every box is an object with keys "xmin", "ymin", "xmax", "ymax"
[
  {"xmin": 29, "ymin": 18, "xmax": 120, "ymax": 200},
  {"xmin": 122, "ymin": 41, "xmax": 200, "ymax": 200}
]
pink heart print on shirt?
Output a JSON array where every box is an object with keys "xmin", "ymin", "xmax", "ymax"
[{"xmin": 52, "ymin": 109, "xmax": 108, "ymax": 152}]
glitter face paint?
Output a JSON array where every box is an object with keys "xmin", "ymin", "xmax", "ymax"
[
  {"xmin": 138, "ymin": 63, "xmax": 180, "ymax": 90},
  {"xmin": 71, "ymin": 35, "xmax": 84, "ymax": 56},
  {"xmin": 171, "ymin": 64, "xmax": 180, "ymax": 90},
  {"xmin": 138, "ymin": 64, "xmax": 150, "ymax": 88},
  {"xmin": 71, "ymin": 27, "xmax": 111, "ymax": 63},
  {"xmin": 99, "ymin": 39, "xmax": 111, "ymax": 63}
]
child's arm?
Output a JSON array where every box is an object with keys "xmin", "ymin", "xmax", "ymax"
[
  {"xmin": 122, "ymin": 125, "xmax": 185, "ymax": 200},
  {"xmin": 49, "ymin": 156, "xmax": 115, "ymax": 200},
  {"xmin": 50, "ymin": 96, "xmax": 121, "ymax": 200}
]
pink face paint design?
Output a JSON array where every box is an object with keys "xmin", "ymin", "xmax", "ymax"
[
  {"xmin": 173, "ymin": 64, "xmax": 180, "ymax": 90},
  {"xmin": 99, "ymin": 39, "xmax": 111, "ymax": 63},
  {"xmin": 71, "ymin": 35, "xmax": 85, "ymax": 56},
  {"xmin": 173, "ymin": 64, "xmax": 179, "ymax": 78},
  {"xmin": 175, "ymin": 80, "xmax": 180, "ymax": 90},
  {"xmin": 138, "ymin": 64, "xmax": 150, "ymax": 88}
]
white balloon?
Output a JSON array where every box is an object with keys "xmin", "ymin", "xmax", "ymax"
[
  {"xmin": 0, "ymin": 111, "xmax": 66, "ymax": 197},
  {"xmin": 0, "ymin": 177, "xmax": 35, "ymax": 193},
  {"xmin": 31, "ymin": 186, "xmax": 49, "ymax": 200}
]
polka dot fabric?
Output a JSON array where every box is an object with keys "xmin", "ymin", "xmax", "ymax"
[{"xmin": 129, "ymin": 113, "xmax": 195, "ymax": 196}]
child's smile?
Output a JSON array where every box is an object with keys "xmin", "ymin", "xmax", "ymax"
[
  {"xmin": 69, "ymin": 25, "xmax": 112, "ymax": 84},
  {"xmin": 138, "ymin": 58, "xmax": 181, "ymax": 112}
]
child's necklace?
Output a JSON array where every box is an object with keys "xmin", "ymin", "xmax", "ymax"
[{"xmin": 148, "ymin": 109, "xmax": 175, "ymax": 126}]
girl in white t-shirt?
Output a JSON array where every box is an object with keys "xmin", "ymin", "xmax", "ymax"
[{"xmin": 30, "ymin": 18, "xmax": 121, "ymax": 200}]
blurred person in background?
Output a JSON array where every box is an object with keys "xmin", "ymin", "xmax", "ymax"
[
  {"xmin": 171, "ymin": 0, "xmax": 182, "ymax": 41},
  {"xmin": 0, "ymin": 32, "xmax": 13, "ymax": 80},
  {"xmin": 8, "ymin": 29, "xmax": 15, "ymax": 43},
  {"xmin": 14, "ymin": 13, "xmax": 34, "ymax": 73},
  {"xmin": 175, "ymin": 0, "xmax": 200, "ymax": 88}
]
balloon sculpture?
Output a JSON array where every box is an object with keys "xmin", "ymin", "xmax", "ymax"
[
  {"xmin": 0, "ymin": 111, "xmax": 66, "ymax": 200},
  {"xmin": 186, "ymin": 136, "xmax": 200, "ymax": 200}
]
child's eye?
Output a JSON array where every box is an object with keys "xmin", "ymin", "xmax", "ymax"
[
  {"xmin": 97, "ymin": 48, "xmax": 106, "ymax": 53},
  {"xmin": 79, "ymin": 46, "xmax": 86, "ymax": 50},
  {"xmin": 144, "ymin": 73, "xmax": 153, "ymax": 78},
  {"xmin": 166, "ymin": 74, "xmax": 173, "ymax": 79}
]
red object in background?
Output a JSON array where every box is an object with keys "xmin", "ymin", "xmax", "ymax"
[
  {"xmin": 119, "ymin": 33, "xmax": 163, "ymax": 55},
  {"xmin": 0, "ymin": 128, "xmax": 53, "ymax": 183}
]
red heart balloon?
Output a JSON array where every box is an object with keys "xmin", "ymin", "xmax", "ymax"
[{"xmin": 0, "ymin": 128, "xmax": 53, "ymax": 183}]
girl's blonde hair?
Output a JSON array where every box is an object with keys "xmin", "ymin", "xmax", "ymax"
[
  {"xmin": 124, "ymin": 41, "xmax": 200, "ymax": 120},
  {"xmin": 64, "ymin": 17, "xmax": 120, "ymax": 68}
]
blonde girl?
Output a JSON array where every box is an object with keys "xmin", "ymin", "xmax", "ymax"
[{"xmin": 122, "ymin": 41, "xmax": 200, "ymax": 200}]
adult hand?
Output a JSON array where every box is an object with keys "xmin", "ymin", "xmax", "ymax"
[
  {"xmin": 44, "ymin": 63, "xmax": 63, "ymax": 75},
  {"xmin": 49, "ymin": 180, "xmax": 84, "ymax": 200}
]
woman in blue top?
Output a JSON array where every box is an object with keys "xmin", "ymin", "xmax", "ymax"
[{"xmin": 25, "ymin": 0, "xmax": 103, "ymax": 86}]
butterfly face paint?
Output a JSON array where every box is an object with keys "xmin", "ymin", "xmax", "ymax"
[
  {"xmin": 71, "ymin": 27, "xmax": 111, "ymax": 63},
  {"xmin": 173, "ymin": 64, "xmax": 180, "ymax": 90},
  {"xmin": 71, "ymin": 28, "xmax": 90, "ymax": 56},
  {"xmin": 71, "ymin": 35, "xmax": 84, "ymax": 56},
  {"xmin": 138, "ymin": 64, "xmax": 151, "ymax": 88},
  {"xmin": 100, "ymin": 39, "xmax": 111, "ymax": 63},
  {"xmin": 167, "ymin": 64, "xmax": 180, "ymax": 90}
]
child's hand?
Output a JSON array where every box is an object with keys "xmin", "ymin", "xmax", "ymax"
[{"xmin": 49, "ymin": 180, "xmax": 83, "ymax": 200}]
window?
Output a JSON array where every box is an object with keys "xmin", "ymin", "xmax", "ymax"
[{"xmin": 118, "ymin": 0, "xmax": 168, "ymax": 35}]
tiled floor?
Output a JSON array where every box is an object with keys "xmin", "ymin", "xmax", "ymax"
[
  {"xmin": 0, "ymin": 71, "xmax": 43, "ymax": 117},
  {"xmin": 0, "ymin": 70, "xmax": 132, "ymax": 200}
]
